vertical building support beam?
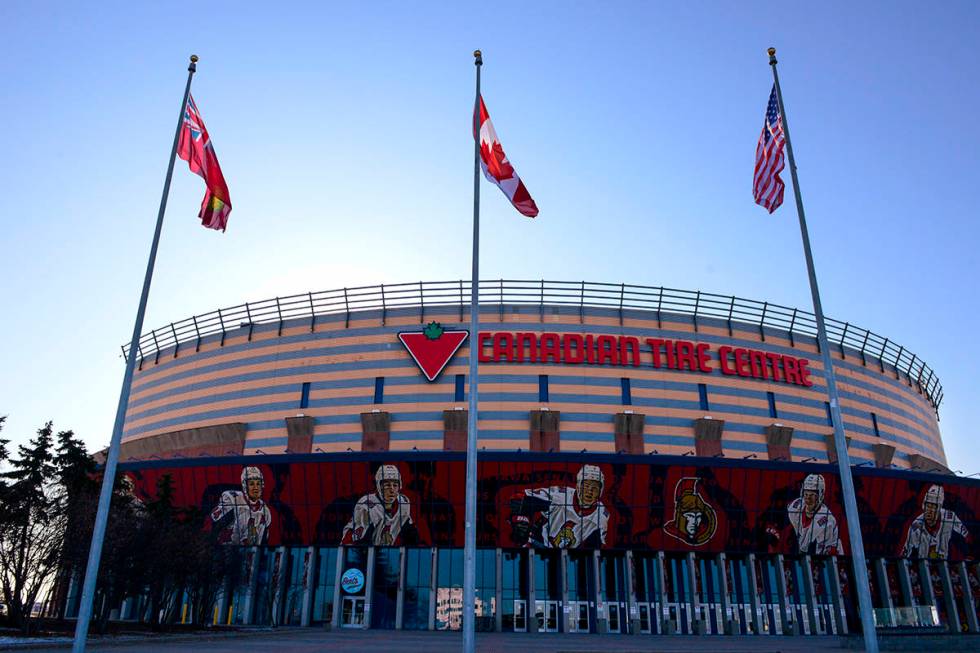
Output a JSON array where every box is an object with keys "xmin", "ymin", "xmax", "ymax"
[
  {"xmin": 774, "ymin": 554, "xmax": 792, "ymax": 635},
  {"xmin": 428, "ymin": 548, "xmax": 438, "ymax": 631},
  {"xmin": 214, "ymin": 584, "xmax": 229, "ymax": 626},
  {"xmin": 331, "ymin": 547, "xmax": 344, "ymax": 630},
  {"xmin": 654, "ymin": 552, "xmax": 670, "ymax": 635},
  {"xmin": 528, "ymin": 549, "xmax": 538, "ymax": 633},
  {"xmin": 827, "ymin": 557, "xmax": 848, "ymax": 635},
  {"xmin": 918, "ymin": 560, "xmax": 936, "ymax": 612},
  {"xmin": 300, "ymin": 546, "xmax": 316, "ymax": 627},
  {"xmin": 625, "ymin": 550, "xmax": 640, "ymax": 635},
  {"xmin": 593, "ymin": 549, "xmax": 606, "ymax": 634},
  {"xmin": 363, "ymin": 547, "xmax": 376, "ymax": 630},
  {"xmin": 747, "ymin": 554, "xmax": 763, "ymax": 635},
  {"xmin": 395, "ymin": 546, "xmax": 406, "ymax": 630},
  {"xmin": 560, "ymin": 549, "xmax": 571, "ymax": 633},
  {"xmin": 271, "ymin": 547, "xmax": 287, "ymax": 627},
  {"xmin": 937, "ymin": 561, "xmax": 960, "ymax": 634},
  {"xmin": 801, "ymin": 556, "xmax": 819, "ymax": 635},
  {"xmin": 242, "ymin": 547, "xmax": 260, "ymax": 625},
  {"xmin": 957, "ymin": 561, "xmax": 979, "ymax": 633},
  {"xmin": 687, "ymin": 553, "xmax": 704, "ymax": 634},
  {"xmin": 873, "ymin": 559, "xmax": 893, "ymax": 627},
  {"xmin": 495, "ymin": 548, "xmax": 503, "ymax": 633},
  {"xmin": 717, "ymin": 553, "xmax": 733, "ymax": 634},
  {"xmin": 896, "ymin": 558, "xmax": 914, "ymax": 609}
]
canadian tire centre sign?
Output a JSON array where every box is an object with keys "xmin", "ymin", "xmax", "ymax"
[{"xmin": 400, "ymin": 322, "xmax": 814, "ymax": 388}]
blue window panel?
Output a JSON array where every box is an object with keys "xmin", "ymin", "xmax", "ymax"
[
  {"xmin": 538, "ymin": 375, "xmax": 549, "ymax": 403},
  {"xmin": 300, "ymin": 382, "xmax": 311, "ymax": 409},
  {"xmin": 871, "ymin": 412, "xmax": 880, "ymax": 437},
  {"xmin": 824, "ymin": 401, "xmax": 833, "ymax": 426},
  {"xmin": 455, "ymin": 374, "xmax": 465, "ymax": 402},
  {"xmin": 698, "ymin": 383, "xmax": 709, "ymax": 411},
  {"xmin": 374, "ymin": 377, "xmax": 384, "ymax": 404},
  {"xmin": 767, "ymin": 391, "xmax": 778, "ymax": 419},
  {"xmin": 621, "ymin": 378, "xmax": 632, "ymax": 405}
]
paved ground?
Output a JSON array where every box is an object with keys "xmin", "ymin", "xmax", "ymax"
[{"xmin": 16, "ymin": 628, "xmax": 852, "ymax": 652}]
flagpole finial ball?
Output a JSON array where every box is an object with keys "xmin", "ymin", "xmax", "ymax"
[
  {"xmin": 474, "ymin": 50, "xmax": 481, "ymax": 58},
  {"xmin": 767, "ymin": 47, "xmax": 776, "ymax": 57},
  {"xmin": 190, "ymin": 54, "xmax": 199, "ymax": 63}
]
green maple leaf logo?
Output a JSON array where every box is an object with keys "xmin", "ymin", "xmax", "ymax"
[{"xmin": 422, "ymin": 321, "xmax": 444, "ymax": 340}]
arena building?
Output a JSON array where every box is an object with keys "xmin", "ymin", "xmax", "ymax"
[{"xmin": 68, "ymin": 280, "xmax": 979, "ymax": 638}]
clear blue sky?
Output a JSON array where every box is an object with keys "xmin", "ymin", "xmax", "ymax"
[{"xmin": 1, "ymin": 2, "xmax": 978, "ymax": 471}]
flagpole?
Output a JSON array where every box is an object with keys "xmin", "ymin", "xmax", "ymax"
[
  {"xmin": 462, "ymin": 48, "xmax": 482, "ymax": 653},
  {"xmin": 71, "ymin": 54, "xmax": 198, "ymax": 653},
  {"xmin": 767, "ymin": 47, "xmax": 878, "ymax": 653}
]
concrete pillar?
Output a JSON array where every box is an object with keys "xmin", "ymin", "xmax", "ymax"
[
  {"xmin": 214, "ymin": 584, "xmax": 229, "ymax": 626},
  {"xmin": 363, "ymin": 547, "xmax": 376, "ymax": 629},
  {"xmin": 774, "ymin": 554, "xmax": 792, "ymax": 634},
  {"xmin": 957, "ymin": 561, "xmax": 979, "ymax": 633},
  {"xmin": 395, "ymin": 546, "xmax": 406, "ymax": 629},
  {"xmin": 285, "ymin": 416, "xmax": 315, "ymax": 454},
  {"xmin": 625, "ymin": 550, "xmax": 640, "ymax": 635},
  {"xmin": 746, "ymin": 554, "xmax": 763, "ymax": 635},
  {"xmin": 919, "ymin": 559, "xmax": 936, "ymax": 608},
  {"xmin": 693, "ymin": 417, "xmax": 724, "ymax": 457},
  {"xmin": 560, "ymin": 549, "xmax": 571, "ymax": 633},
  {"xmin": 528, "ymin": 549, "xmax": 538, "ymax": 633},
  {"xmin": 654, "ymin": 551, "xmax": 670, "ymax": 634},
  {"xmin": 937, "ymin": 561, "xmax": 960, "ymax": 634},
  {"xmin": 360, "ymin": 412, "xmax": 391, "ymax": 451},
  {"xmin": 330, "ymin": 546, "xmax": 345, "ymax": 629},
  {"xmin": 897, "ymin": 558, "xmax": 915, "ymax": 608},
  {"xmin": 270, "ymin": 547, "xmax": 287, "ymax": 627},
  {"xmin": 764, "ymin": 424, "xmax": 794, "ymax": 461},
  {"xmin": 495, "ymin": 548, "xmax": 503, "ymax": 633},
  {"xmin": 874, "ymin": 558, "xmax": 894, "ymax": 627},
  {"xmin": 871, "ymin": 442, "xmax": 895, "ymax": 468},
  {"xmin": 242, "ymin": 547, "xmax": 260, "ymax": 625},
  {"xmin": 428, "ymin": 548, "xmax": 438, "ymax": 631},
  {"xmin": 687, "ymin": 553, "xmax": 704, "ymax": 634},
  {"xmin": 530, "ymin": 409, "xmax": 561, "ymax": 452},
  {"xmin": 827, "ymin": 556, "xmax": 848, "ymax": 635},
  {"xmin": 614, "ymin": 413, "xmax": 646, "ymax": 454},
  {"xmin": 593, "ymin": 549, "xmax": 606, "ymax": 634},
  {"xmin": 801, "ymin": 556, "xmax": 819, "ymax": 635},
  {"xmin": 300, "ymin": 546, "xmax": 316, "ymax": 627},
  {"xmin": 443, "ymin": 409, "xmax": 468, "ymax": 451},
  {"xmin": 717, "ymin": 554, "xmax": 734, "ymax": 634}
]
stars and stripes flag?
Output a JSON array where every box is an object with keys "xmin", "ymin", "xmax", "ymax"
[
  {"xmin": 475, "ymin": 95, "xmax": 538, "ymax": 218},
  {"xmin": 177, "ymin": 94, "xmax": 232, "ymax": 231},
  {"xmin": 753, "ymin": 85, "xmax": 786, "ymax": 213}
]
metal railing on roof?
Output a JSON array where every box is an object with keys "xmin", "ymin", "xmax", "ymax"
[{"xmin": 122, "ymin": 279, "xmax": 943, "ymax": 411}]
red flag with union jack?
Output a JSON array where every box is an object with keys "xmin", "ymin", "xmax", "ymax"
[
  {"xmin": 475, "ymin": 95, "xmax": 538, "ymax": 218},
  {"xmin": 177, "ymin": 95, "xmax": 232, "ymax": 231},
  {"xmin": 753, "ymin": 85, "xmax": 786, "ymax": 214}
]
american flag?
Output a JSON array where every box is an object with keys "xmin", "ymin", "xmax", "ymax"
[{"xmin": 753, "ymin": 85, "xmax": 786, "ymax": 213}]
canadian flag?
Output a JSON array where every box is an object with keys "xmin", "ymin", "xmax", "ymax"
[{"xmin": 475, "ymin": 95, "xmax": 539, "ymax": 218}]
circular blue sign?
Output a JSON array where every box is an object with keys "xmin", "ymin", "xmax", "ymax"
[{"xmin": 340, "ymin": 568, "xmax": 365, "ymax": 594}]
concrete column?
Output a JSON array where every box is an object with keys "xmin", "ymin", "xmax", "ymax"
[
  {"xmin": 873, "ymin": 558, "xmax": 893, "ymax": 628},
  {"xmin": 687, "ymin": 553, "xmax": 704, "ymax": 634},
  {"xmin": 300, "ymin": 547, "xmax": 316, "ymax": 627},
  {"xmin": 363, "ymin": 547, "xmax": 376, "ymax": 629},
  {"xmin": 528, "ymin": 549, "xmax": 538, "ymax": 633},
  {"xmin": 937, "ymin": 560, "xmax": 960, "ymax": 634},
  {"xmin": 897, "ymin": 558, "xmax": 915, "ymax": 608},
  {"xmin": 330, "ymin": 546, "xmax": 345, "ymax": 629},
  {"xmin": 214, "ymin": 584, "xmax": 229, "ymax": 626},
  {"xmin": 746, "ymin": 554, "xmax": 763, "ymax": 635},
  {"xmin": 958, "ymin": 561, "xmax": 979, "ymax": 633},
  {"xmin": 827, "ymin": 556, "xmax": 848, "ymax": 635},
  {"xmin": 593, "ymin": 549, "xmax": 606, "ymax": 634},
  {"xmin": 774, "ymin": 554, "xmax": 792, "ymax": 634},
  {"xmin": 560, "ymin": 549, "xmax": 571, "ymax": 633},
  {"xmin": 495, "ymin": 548, "xmax": 503, "ymax": 632},
  {"xmin": 654, "ymin": 551, "xmax": 669, "ymax": 634},
  {"xmin": 242, "ymin": 547, "xmax": 260, "ymax": 625},
  {"xmin": 270, "ymin": 547, "xmax": 287, "ymax": 627},
  {"xmin": 801, "ymin": 556, "xmax": 819, "ymax": 635},
  {"xmin": 428, "ymin": 548, "xmax": 438, "ymax": 631},
  {"xmin": 717, "ymin": 554, "xmax": 733, "ymax": 634},
  {"xmin": 919, "ymin": 559, "xmax": 936, "ymax": 608},
  {"xmin": 395, "ymin": 546, "xmax": 406, "ymax": 629},
  {"xmin": 625, "ymin": 550, "xmax": 640, "ymax": 635}
]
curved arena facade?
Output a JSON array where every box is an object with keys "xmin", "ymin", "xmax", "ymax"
[{"xmin": 67, "ymin": 281, "xmax": 980, "ymax": 638}]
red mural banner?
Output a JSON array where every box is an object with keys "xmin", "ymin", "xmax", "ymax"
[{"xmin": 121, "ymin": 457, "xmax": 978, "ymax": 561}]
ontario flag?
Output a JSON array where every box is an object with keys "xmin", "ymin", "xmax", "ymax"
[
  {"xmin": 177, "ymin": 94, "xmax": 232, "ymax": 231},
  {"xmin": 475, "ymin": 95, "xmax": 539, "ymax": 218}
]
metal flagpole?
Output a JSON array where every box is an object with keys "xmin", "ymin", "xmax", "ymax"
[
  {"xmin": 767, "ymin": 47, "xmax": 879, "ymax": 653},
  {"xmin": 71, "ymin": 54, "xmax": 198, "ymax": 653},
  {"xmin": 462, "ymin": 48, "xmax": 482, "ymax": 653}
]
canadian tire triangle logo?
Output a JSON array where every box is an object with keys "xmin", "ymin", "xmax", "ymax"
[{"xmin": 398, "ymin": 322, "xmax": 469, "ymax": 382}]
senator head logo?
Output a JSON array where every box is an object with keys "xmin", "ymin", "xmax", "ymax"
[
  {"xmin": 398, "ymin": 322, "xmax": 469, "ymax": 382},
  {"xmin": 663, "ymin": 477, "xmax": 718, "ymax": 547}
]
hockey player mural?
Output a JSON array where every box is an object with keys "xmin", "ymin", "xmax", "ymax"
[
  {"xmin": 901, "ymin": 484, "xmax": 971, "ymax": 560},
  {"xmin": 663, "ymin": 477, "xmax": 718, "ymax": 546},
  {"xmin": 341, "ymin": 464, "xmax": 419, "ymax": 546},
  {"xmin": 508, "ymin": 464, "xmax": 610, "ymax": 548},
  {"xmin": 210, "ymin": 466, "xmax": 273, "ymax": 546},
  {"xmin": 787, "ymin": 474, "xmax": 842, "ymax": 555}
]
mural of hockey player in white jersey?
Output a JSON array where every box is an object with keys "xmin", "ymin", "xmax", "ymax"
[
  {"xmin": 508, "ymin": 464, "xmax": 609, "ymax": 549},
  {"xmin": 788, "ymin": 474, "xmax": 842, "ymax": 555},
  {"xmin": 341, "ymin": 464, "xmax": 419, "ymax": 546},
  {"xmin": 210, "ymin": 466, "xmax": 273, "ymax": 546},
  {"xmin": 901, "ymin": 484, "xmax": 971, "ymax": 560}
]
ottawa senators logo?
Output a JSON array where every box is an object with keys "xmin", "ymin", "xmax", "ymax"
[{"xmin": 663, "ymin": 477, "xmax": 718, "ymax": 547}]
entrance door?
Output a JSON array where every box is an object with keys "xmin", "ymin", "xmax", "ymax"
[
  {"xmin": 513, "ymin": 600, "xmax": 528, "ymax": 632},
  {"xmin": 535, "ymin": 600, "xmax": 559, "ymax": 632},
  {"xmin": 568, "ymin": 601, "xmax": 590, "ymax": 633},
  {"xmin": 606, "ymin": 603, "xmax": 621, "ymax": 633},
  {"xmin": 638, "ymin": 603, "xmax": 652, "ymax": 634},
  {"xmin": 341, "ymin": 597, "xmax": 366, "ymax": 628}
]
